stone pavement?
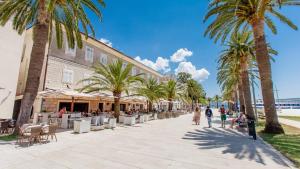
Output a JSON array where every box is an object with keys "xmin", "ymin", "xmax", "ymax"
[
  {"xmin": 279, "ymin": 118, "xmax": 300, "ymax": 129},
  {"xmin": 0, "ymin": 112, "xmax": 294, "ymax": 169}
]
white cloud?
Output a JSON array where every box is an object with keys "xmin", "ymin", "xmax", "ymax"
[
  {"xmin": 170, "ymin": 48, "xmax": 193, "ymax": 62},
  {"xmin": 175, "ymin": 62, "xmax": 210, "ymax": 82},
  {"xmin": 135, "ymin": 56, "xmax": 170, "ymax": 73},
  {"xmin": 99, "ymin": 38, "xmax": 113, "ymax": 47}
]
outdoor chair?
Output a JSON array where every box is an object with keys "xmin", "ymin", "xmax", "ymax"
[
  {"xmin": 28, "ymin": 126, "xmax": 42, "ymax": 145},
  {"xmin": 0, "ymin": 121, "xmax": 9, "ymax": 134},
  {"xmin": 41, "ymin": 124, "xmax": 57, "ymax": 142},
  {"xmin": 16, "ymin": 127, "xmax": 31, "ymax": 144}
]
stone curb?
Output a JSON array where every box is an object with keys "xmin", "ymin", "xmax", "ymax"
[{"xmin": 257, "ymin": 135, "xmax": 297, "ymax": 169}]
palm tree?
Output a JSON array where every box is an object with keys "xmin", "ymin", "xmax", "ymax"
[
  {"xmin": 79, "ymin": 60, "xmax": 144, "ymax": 120},
  {"xmin": 187, "ymin": 79, "xmax": 205, "ymax": 110},
  {"xmin": 136, "ymin": 78, "xmax": 165, "ymax": 112},
  {"xmin": 207, "ymin": 97, "xmax": 212, "ymax": 107},
  {"xmin": 219, "ymin": 31, "xmax": 256, "ymax": 119},
  {"xmin": 0, "ymin": 0, "xmax": 105, "ymax": 128},
  {"xmin": 163, "ymin": 80, "xmax": 186, "ymax": 111},
  {"xmin": 205, "ymin": 0, "xmax": 299, "ymax": 133},
  {"xmin": 213, "ymin": 95, "xmax": 220, "ymax": 109}
]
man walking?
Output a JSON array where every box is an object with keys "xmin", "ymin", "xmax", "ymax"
[
  {"xmin": 205, "ymin": 106, "xmax": 213, "ymax": 128},
  {"xmin": 219, "ymin": 105, "xmax": 226, "ymax": 128}
]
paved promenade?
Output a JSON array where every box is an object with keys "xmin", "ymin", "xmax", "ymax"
[
  {"xmin": 0, "ymin": 112, "xmax": 294, "ymax": 169},
  {"xmin": 279, "ymin": 118, "xmax": 300, "ymax": 129}
]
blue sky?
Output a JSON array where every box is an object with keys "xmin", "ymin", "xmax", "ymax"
[{"xmin": 88, "ymin": 0, "xmax": 300, "ymax": 99}]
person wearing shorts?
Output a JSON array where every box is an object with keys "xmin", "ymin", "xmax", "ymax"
[{"xmin": 219, "ymin": 105, "xmax": 226, "ymax": 128}]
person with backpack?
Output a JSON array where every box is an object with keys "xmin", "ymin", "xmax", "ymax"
[
  {"xmin": 205, "ymin": 106, "xmax": 213, "ymax": 128},
  {"xmin": 219, "ymin": 105, "xmax": 227, "ymax": 128}
]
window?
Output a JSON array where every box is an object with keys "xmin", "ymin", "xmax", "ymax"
[
  {"xmin": 100, "ymin": 53, "xmax": 107, "ymax": 65},
  {"xmin": 140, "ymin": 70, "xmax": 144, "ymax": 78},
  {"xmin": 85, "ymin": 46, "xmax": 94, "ymax": 62},
  {"xmin": 62, "ymin": 69, "xmax": 73, "ymax": 84},
  {"xmin": 132, "ymin": 67, "xmax": 137, "ymax": 76},
  {"xmin": 65, "ymin": 42, "xmax": 76, "ymax": 56},
  {"xmin": 83, "ymin": 73, "xmax": 92, "ymax": 86},
  {"xmin": 122, "ymin": 62, "xmax": 127, "ymax": 70}
]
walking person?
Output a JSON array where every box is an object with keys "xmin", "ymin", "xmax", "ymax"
[
  {"xmin": 193, "ymin": 107, "xmax": 201, "ymax": 125},
  {"xmin": 219, "ymin": 105, "xmax": 227, "ymax": 128},
  {"xmin": 205, "ymin": 106, "xmax": 213, "ymax": 128}
]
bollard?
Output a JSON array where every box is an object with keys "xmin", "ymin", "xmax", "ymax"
[{"xmin": 247, "ymin": 120, "xmax": 257, "ymax": 140}]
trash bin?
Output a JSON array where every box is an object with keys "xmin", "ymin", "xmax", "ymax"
[{"xmin": 247, "ymin": 120, "xmax": 257, "ymax": 140}]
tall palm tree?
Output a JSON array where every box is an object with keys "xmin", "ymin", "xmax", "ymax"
[
  {"xmin": 136, "ymin": 78, "xmax": 165, "ymax": 112},
  {"xmin": 187, "ymin": 79, "xmax": 205, "ymax": 110},
  {"xmin": 0, "ymin": 0, "xmax": 105, "ymax": 128},
  {"xmin": 220, "ymin": 31, "xmax": 256, "ymax": 119},
  {"xmin": 163, "ymin": 80, "xmax": 186, "ymax": 111},
  {"xmin": 79, "ymin": 60, "xmax": 144, "ymax": 120},
  {"xmin": 205, "ymin": 0, "xmax": 299, "ymax": 133},
  {"xmin": 213, "ymin": 95, "xmax": 220, "ymax": 109}
]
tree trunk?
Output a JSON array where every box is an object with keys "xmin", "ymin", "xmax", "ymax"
[
  {"xmin": 216, "ymin": 99, "xmax": 219, "ymax": 109},
  {"xmin": 168, "ymin": 99, "xmax": 173, "ymax": 112},
  {"xmin": 238, "ymin": 82, "xmax": 245, "ymax": 113},
  {"xmin": 113, "ymin": 94, "xmax": 121, "ymax": 121},
  {"xmin": 149, "ymin": 101, "xmax": 153, "ymax": 112},
  {"xmin": 234, "ymin": 91, "xmax": 239, "ymax": 112},
  {"xmin": 240, "ymin": 56, "xmax": 255, "ymax": 119},
  {"xmin": 251, "ymin": 19, "xmax": 283, "ymax": 134},
  {"xmin": 15, "ymin": 0, "xmax": 49, "ymax": 132}
]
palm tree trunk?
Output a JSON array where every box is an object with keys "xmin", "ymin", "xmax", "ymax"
[
  {"xmin": 113, "ymin": 94, "xmax": 121, "ymax": 121},
  {"xmin": 238, "ymin": 82, "xmax": 245, "ymax": 113},
  {"xmin": 251, "ymin": 19, "xmax": 284, "ymax": 134},
  {"xmin": 168, "ymin": 99, "xmax": 173, "ymax": 111},
  {"xmin": 235, "ymin": 90, "xmax": 238, "ymax": 112},
  {"xmin": 240, "ymin": 56, "xmax": 255, "ymax": 119},
  {"xmin": 16, "ymin": 0, "xmax": 49, "ymax": 131},
  {"xmin": 149, "ymin": 101, "xmax": 153, "ymax": 112}
]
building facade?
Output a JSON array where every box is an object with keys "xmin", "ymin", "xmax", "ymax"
[
  {"xmin": 15, "ymin": 29, "xmax": 163, "ymax": 116},
  {"xmin": 0, "ymin": 20, "xmax": 24, "ymax": 119}
]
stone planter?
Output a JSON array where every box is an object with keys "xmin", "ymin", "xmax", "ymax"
[
  {"xmin": 119, "ymin": 115, "xmax": 125, "ymax": 123},
  {"xmin": 109, "ymin": 118, "xmax": 117, "ymax": 129},
  {"xmin": 153, "ymin": 113, "xmax": 158, "ymax": 120},
  {"xmin": 124, "ymin": 116, "xmax": 136, "ymax": 126},
  {"xmin": 74, "ymin": 118, "xmax": 91, "ymax": 133},
  {"xmin": 139, "ymin": 115, "xmax": 145, "ymax": 123},
  {"xmin": 144, "ymin": 114, "xmax": 150, "ymax": 122}
]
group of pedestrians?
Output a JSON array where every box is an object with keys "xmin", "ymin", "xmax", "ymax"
[{"xmin": 192, "ymin": 105, "xmax": 233, "ymax": 128}]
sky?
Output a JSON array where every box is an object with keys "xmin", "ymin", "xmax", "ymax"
[{"xmin": 87, "ymin": 0, "xmax": 300, "ymax": 99}]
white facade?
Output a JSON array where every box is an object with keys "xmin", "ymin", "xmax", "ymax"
[{"xmin": 0, "ymin": 20, "xmax": 24, "ymax": 118}]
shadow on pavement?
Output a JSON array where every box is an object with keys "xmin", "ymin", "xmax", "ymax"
[{"xmin": 182, "ymin": 127, "xmax": 289, "ymax": 167}]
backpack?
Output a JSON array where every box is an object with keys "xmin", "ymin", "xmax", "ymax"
[{"xmin": 205, "ymin": 109, "xmax": 212, "ymax": 117}]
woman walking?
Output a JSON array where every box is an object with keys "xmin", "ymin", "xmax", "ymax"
[{"xmin": 193, "ymin": 107, "xmax": 201, "ymax": 125}]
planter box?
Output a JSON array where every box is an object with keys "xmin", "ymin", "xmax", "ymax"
[
  {"xmin": 109, "ymin": 118, "xmax": 117, "ymax": 128},
  {"xmin": 153, "ymin": 113, "xmax": 158, "ymax": 120},
  {"xmin": 61, "ymin": 114, "xmax": 70, "ymax": 129},
  {"xmin": 144, "ymin": 114, "xmax": 150, "ymax": 122},
  {"xmin": 124, "ymin": 116, "xmax": 136, "ymax": 126},
  {"xmin": 74, "ymin": 118, "xmax": 91, "ymax": 133},
  {"xmin": 139, "ymin": 115, "xmax": 145, "ymax": 123},
  {"xmin": 119, "ymin": 115, "xmax": 125, "ymax": 123}
]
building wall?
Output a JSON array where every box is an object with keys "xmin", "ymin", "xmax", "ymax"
[
  {"xmin": 48, "ymin": 33, "xmax": 163, "ymax": 80},
  {"xmin": 0, "ymin": 21, "xmax": 24, "ymax": 119}
]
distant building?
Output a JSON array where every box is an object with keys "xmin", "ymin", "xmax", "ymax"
[
  {"xmin": 15, "ymin": 28, "xmax": 163, "ymax": 117},
  {"xmin": 0, "ymin": 19, "xmax": 24, "ymax": 119}
]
